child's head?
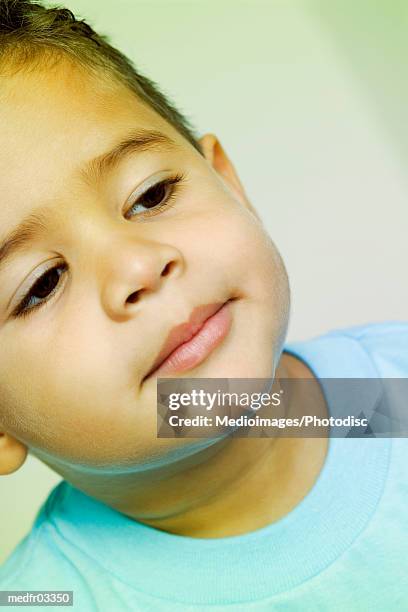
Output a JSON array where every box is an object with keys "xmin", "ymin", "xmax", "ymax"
[{"xmin": 0, "ymin": 0, "xmax": 290, "ymax": 483}]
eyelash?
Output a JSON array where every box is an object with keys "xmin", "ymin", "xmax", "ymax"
[
  {"xmin": 12, "ymin": 263, "xmax": 68, "ymax": 319},
  {"xmin": 124, "ymin": 173, "xmax": 185, "ymax": 219},
  {"xmin": 12, "ymin": 174, "xmax": 185, "ymax": 319}
]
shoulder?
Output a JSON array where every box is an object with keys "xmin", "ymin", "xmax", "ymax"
[
  {"xmin": 0, "ymin": 482, "xmax": 83, "ymax": 590},
  {"xmin": 0, "ymin": 525, "xmax": 79, "ymax": 591},
  {"xmin": 285, "ymin": 320, "xmax": 408, "ymax": 378},
  {"xmin": 327, "ymin": 320, "xmax": 408, "ymax": 341},
  {"xmin": 326, "ymin": 320, "xmax": 408, "ymax": 377}
]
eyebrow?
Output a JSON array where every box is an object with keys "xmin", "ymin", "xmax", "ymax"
[
  {"xmin": 0, "ymin": 130, "xmax": 177, "ymax": 273},
  {"xmin": 0, "ymin": 210, "xmax": 51, "ymax": 275},
  {"xmin": 79, "ymin": 129, "xmax": 177, "ymax": 185}
]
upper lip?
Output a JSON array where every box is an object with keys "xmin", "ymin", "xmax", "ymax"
[{"xmin": 143, "ymin": 300, "xmax": 229, "ymax": 379}]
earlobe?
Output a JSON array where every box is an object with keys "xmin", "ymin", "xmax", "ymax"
[
  {"xmin": 0, "ymin": 432, "xmax": 28, "ymax": 475},
  {"xmin": 198, "ymin": 133, "xmax": 261, "ymax": 221}
]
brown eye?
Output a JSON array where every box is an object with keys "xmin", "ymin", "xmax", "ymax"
[
  {"xmin": 139, "ymin": 182, "xmax": 168, "ymax": 209},
  {"xmin": 13, "ymin": 264, "xmax": 67, "ymax": 318},
  {"xmin": 31, "ymin": 268, "xmax": 61, "ymax": 300},
  {"xmin": 125, "ymin": 174, "xmax": 184, "ymax": 219}
]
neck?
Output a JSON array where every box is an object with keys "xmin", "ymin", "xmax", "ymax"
[{"xmin": 43, "ymin": 352, "xmax": 329, "ymax": 538}]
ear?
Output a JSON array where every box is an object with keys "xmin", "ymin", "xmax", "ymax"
[
  {"xmin": 0, "ymin": 432, "xmax": 28, "ymax": 475},
  {"xmin": 199, "ymin": 133, "xmax": 261, "ymax": 221}
]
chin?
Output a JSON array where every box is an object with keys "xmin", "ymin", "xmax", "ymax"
[{"xmin": 188, "ymin": 351, "xmax": 272, "ymax": 379}]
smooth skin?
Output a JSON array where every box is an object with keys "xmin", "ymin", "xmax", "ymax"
[{"xmin": 0, "ymin": 57, "xmax": 328, "ymax": 538}]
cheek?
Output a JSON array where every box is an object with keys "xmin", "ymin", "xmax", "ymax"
[
  {"xmin": 226, "ymin": 208, "xmax": 289, "ymax": 317},
  {"xmin": 176, "ymin": 195, "xmax": 290, "ymax": 364},
  {"xmin": 0, "ymin": 319, "xmax": 168, "ymax": 464},
  {"xmin": 194, "ymin": 199, "xmax": 290, "ymax": 356},
  {"xmin": 193, "ymin": 199, "xmax": 288, "ymax": 302},
  {"xmin": 0, "ymin": 325, "xmax": 124, "ymax": 449}
]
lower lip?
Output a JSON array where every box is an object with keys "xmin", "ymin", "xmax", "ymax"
[{"xmin": 149, "ymin": 301, "xmax": 233, "ymax": 377}]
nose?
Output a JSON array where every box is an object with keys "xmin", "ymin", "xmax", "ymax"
[{"xmin": 100, "ymin": 235, "xmax": 184, "ymax": 321}]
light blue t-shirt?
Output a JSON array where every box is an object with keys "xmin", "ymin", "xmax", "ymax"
[{"xmin": 1, "ymin": 321, "xmax": 408, "ymax": 610}]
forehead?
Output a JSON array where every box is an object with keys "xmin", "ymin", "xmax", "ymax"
[{"xmin": 0, "ymin": 60, "xmax": 179, "ymax": 225}]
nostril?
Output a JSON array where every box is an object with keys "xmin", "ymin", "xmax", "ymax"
[
  {"xmin": 161, "ymin": 261, "xmax": 174, "ymax": 277},
  {"xmin": 126, "ymin": 289, "xmax": 142, "ymax": 304},
  {"xmin": 126, "ymin": 262, "xmax": 175, "ymax": 305}
]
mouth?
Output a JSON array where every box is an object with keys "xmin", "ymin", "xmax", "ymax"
[{"xmin": 143, "ymin": 299, "xmax": 234, "ymax": 380}]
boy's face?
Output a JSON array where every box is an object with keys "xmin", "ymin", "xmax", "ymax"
[{"xmin": 0, "ymin": 60, "xmax": 289, "ymax": 473}]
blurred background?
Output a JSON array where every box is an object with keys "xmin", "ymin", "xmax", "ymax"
[{"xmin": 1, "ymin": 0, "xmax": 407, "ymax": 563}]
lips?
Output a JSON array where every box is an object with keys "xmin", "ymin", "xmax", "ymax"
[{"xmin": 144, "ymin": 301, "xmax": 230, "ymax": 379}]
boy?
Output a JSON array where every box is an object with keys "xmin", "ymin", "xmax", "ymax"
[{"xmin": 0, "ymin": 0, "xmax": 407, "ymax": 610}]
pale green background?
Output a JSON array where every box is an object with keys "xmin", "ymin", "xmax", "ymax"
[{"xmin": 2, "ymin": 0, "xmax": 408, "ymax": 564}]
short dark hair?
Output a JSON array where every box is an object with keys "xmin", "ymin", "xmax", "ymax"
[{"xmin": 0, "ymin": 0, "xmax": 201, "ymax": 151}]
